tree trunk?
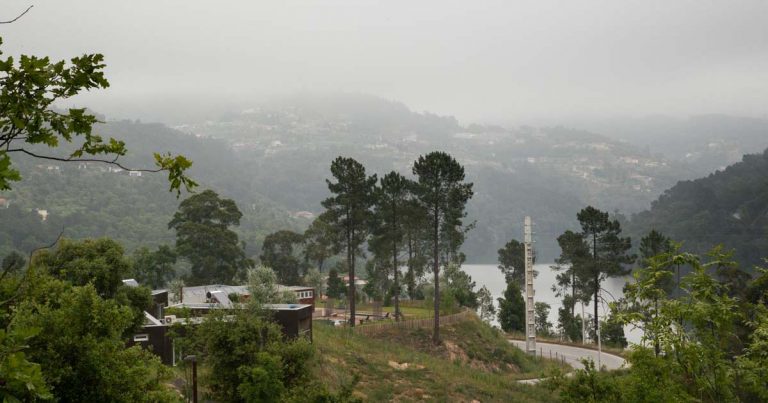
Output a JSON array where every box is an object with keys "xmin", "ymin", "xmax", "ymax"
[
  {"xmin": 348, "ymin": 229, "xmax": 355, "ymax": 327},
  {"xmin": 653, "ymin": 297, "xmax": 660, "ymax": 357},
  {"xmin": 433, "ymin": 207, "xmax": 440, "ymax": 344},
  {"xmin": 393, "ymin": 241, "xmax": 400, "ymax": 322},
  {"xmin": 407, "ymin": 233, "xmax": 414, "ymax": 299},
  {"xmin": 393, "ymin": 202, "xmax": 401, "ymax": 322},
  {"xmin": 571, "ymin": 270, "xmax": 576, "ymax": 318}
]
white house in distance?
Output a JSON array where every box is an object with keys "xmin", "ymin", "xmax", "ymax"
[{"xmin": 36, "ymin": 209, "xmax": 49, "ymax": 221}]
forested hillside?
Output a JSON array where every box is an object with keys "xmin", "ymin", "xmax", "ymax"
[
  {"xmin": 177, "ymin": 93, "xmax": 768, "ymax": 262},
  {"xmin": 3, "ymin": 95, "xmax": 766, "ymax": 263},
  {"xmin": 0, "ymin": 120, "xmax": 302, "ymax": 259},
  {"xmin": 627, "ymin": 148, "xmax": 768, "ymax": 270}
]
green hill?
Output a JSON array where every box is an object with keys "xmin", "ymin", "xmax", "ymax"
[
  {"xmin": 628, "ymin": 148, "xmax": 768, "ymax": 270},
  {"xmin": 314, "ymin": 314, "xmax": 561, "ymax": 402},
  {"xmin": 0, "ymin": 119, "xmax": 303, "ymax": 259}
]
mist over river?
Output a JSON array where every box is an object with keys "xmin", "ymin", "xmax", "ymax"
[{"xmin": 462, "ymin": 264, "xmax": 642, "ymax": 344}]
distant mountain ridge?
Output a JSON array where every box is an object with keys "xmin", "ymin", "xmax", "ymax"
[
  {"xmin": 4, "ymin": 93, "xmax": 766, "ymax": 264},
  {"xmin": 175, "ymin": 93, "xmax": 761, "ymax": 262}
]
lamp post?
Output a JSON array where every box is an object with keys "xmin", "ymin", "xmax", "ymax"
[{"xmin": 595, "ymin": 287, "xmax": 619, "ymax": 370}]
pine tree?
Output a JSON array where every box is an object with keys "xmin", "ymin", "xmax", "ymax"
[
  {"xmin": 369, "ymin": 171, "xmax": 412, "ymax": 321},
  {"xmin": 321, "ymin": 157, "xmax": 377, "ymax": 326},
  {"xmin": 576, "ymin": 206, "xmax": 635, "ymax": 332},
  {"xmin": 412, "ymin": 151, "xmax": 473, "ymax": 343},
  {"xmin": 498, "ymin": 282, "xmax": 525, "ymax": 333}
]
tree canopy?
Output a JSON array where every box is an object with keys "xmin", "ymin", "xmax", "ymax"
[
  {"xmin": 369, "ymin": 171, "xmax": 412, "ymax": 320},
  {"xmin": 260, "ymin": 230, "xmax": 306, "ymax": 285},
  {"xmin": 576, "ymin": 206, "xmax": 635, "ymax": 331},
  {"xmin": 412, "ymin": 151, "xmax": 473, "ymax": 343},
  {"xmin": 169, "ymin": 189, "xmax": 252, "ymax": 285},
  {"xmin": 321, "ymin": 157, "xmax": 377, "ymax": 326},
  {"xmin": 0, "ymin": 37, "xmax": 194, "ymax": 194}
]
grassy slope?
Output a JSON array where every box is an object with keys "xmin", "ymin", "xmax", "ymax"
[{"xmin": 313, "ymin": 315, "xmax": 562, "ymax": 402}]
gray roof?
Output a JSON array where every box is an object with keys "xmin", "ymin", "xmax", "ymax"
[
  {"xmin": 167, "ymin": 302, "xmax": 311, "ymax": 312},
  {"xmin": 180, "ymin": 284, "xmax": 249, "ymax": 304},
  {"xmin": 180, "ymin": 284, "xmax": 314, "ymax": 304}
]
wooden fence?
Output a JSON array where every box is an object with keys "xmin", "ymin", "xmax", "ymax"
[{"xmin": 352, "ymin": 309, "xmax": 473, "ymax": 336}]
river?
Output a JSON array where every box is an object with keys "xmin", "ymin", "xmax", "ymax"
[{"xmin": 462, "ymin": 264, "xmax": 642, "ymax": 344}]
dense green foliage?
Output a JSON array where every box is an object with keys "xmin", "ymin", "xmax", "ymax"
[
  {"xmin": 325, "ymin": 268, "xmax": 347, "ymax": 300},
  {"xmin": 551, "ymin": 230, "xmax": 589, "ymax": 341},
  {"xmin": 0, "ymin": 37, "xmax": 193, "ymax": 193},
  {"xmin": 34, "ymin": 238, "xmax": 132, "ymax": 298},
  {"xmin": 441, "ymin": 263, "xmax": 479, "ymax": 310},
  {"xmin": 15, "ymin": 283, "xmax": 174, "ymax": 402},
  {"xmin": 498, "ymin": 281, "xmax": 525, "ymax": 333},
  {"xmin": 0, "ymin": 238, "xmax": 178, "ymax": 401},
  {"xmin": 0, "ymin": 118, "xmax": 302, "ymax": 263},
  {"xmin": 169, "ymin": 189, "xmax": 253, "ymax": 285},
  {"xmin": 194, "ymin": 311, "xmax": 315, "ymax": 402},
  {"xmin": 577, "ymin": 206, "xmax": 635, "ymax": 331},
  {"xmin": 302, "ymin": 217, "xmax": 336, "ymax": 272},
  {"xmin": 412, "ymin": 151, "xmax": 474, "ymax": 342},
  {"xmin": 321, "ymin": 157, "xmax": 377, "ymax": 326},
  {"xmin": 551, "ymin": 207, "xmax": 634, "ymax": 338},
  {"xmin": 259, "ymin": 230, "xmax": 306, "ymax": 285},
  {"xmin": 549, "ymin": 248, "xmax": 768, "ymax": 402},
  {"xmin": 246, "ymin": 266, "xmax": 297, "ymax": 306},
  {"xmin": 132, "ymin": 244, "xmax": 178, "ymax": 289},
  {"xmin": 628, "ymin": 148, "xmax": 768, "ymax": 270},
  {"xmin": 368, "ymin": 171, "xmax": 413, "ymax": 321},
  {"xmin": 476, "ymin": 285, "xmax": 496, "ymax": 322},
  {"xmin": 498, "ymin": 239, "xmax": 527, "ymax": 286},
  {"xmin": 535, "ymin": 302, "xmax": 554, "ymax": 337}
]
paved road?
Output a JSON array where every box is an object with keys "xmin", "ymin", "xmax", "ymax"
[{"xmin": 509, "ymin": 340, "xmax": 626, "ymax": 371}]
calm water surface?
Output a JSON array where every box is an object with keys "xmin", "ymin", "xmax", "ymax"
[{"xmin": 462, "ymin": 264, "xmax": 642, "ymax": 344}]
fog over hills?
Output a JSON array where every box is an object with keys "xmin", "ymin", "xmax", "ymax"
[
  {"xmin": 5, "ymin": 1, "xmax": 768, "ymax": 124},
  {"xmin": 4, "ymin": 2, "xmax": 768, "ymax": 399},
  {"xmin": 165, "ymin": 93, "xmax": 768, "ymax": 262},
  {"xmin": 3, "ymin": 92, "xmax": 767, "ymax": 263}
]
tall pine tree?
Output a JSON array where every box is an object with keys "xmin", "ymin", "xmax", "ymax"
[
  {"xmin": 321, "ymin": 157, "xmax": 377, "ymax": 327},
  {"xmin": 369, "ymin": 171, "xmax": 412, "ymax": 321},
  {"xmin": 576, "ymin": 206, "xmax": 635, "ymax": 332},
  {"xmin": 412, "ymin": 151, "xmax": 473, "ymax": 344}
]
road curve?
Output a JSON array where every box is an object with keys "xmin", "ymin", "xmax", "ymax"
[{"xmin": 509, "ymin": 340, "xmax": 626, "ymax": 371}]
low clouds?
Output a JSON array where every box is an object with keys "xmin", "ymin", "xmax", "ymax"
[{"xmin": 2, "ymin": 0, "xmax": 767, "ymax": 123}]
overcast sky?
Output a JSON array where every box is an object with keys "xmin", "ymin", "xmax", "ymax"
[{"xmin": 2, "ymin": 1, "xmax": 767, "ymax": 124}]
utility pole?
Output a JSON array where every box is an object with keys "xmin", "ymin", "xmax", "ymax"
[{"xmin": 524, "ymin": 216, "xmax": 536, "ymax": 355}]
